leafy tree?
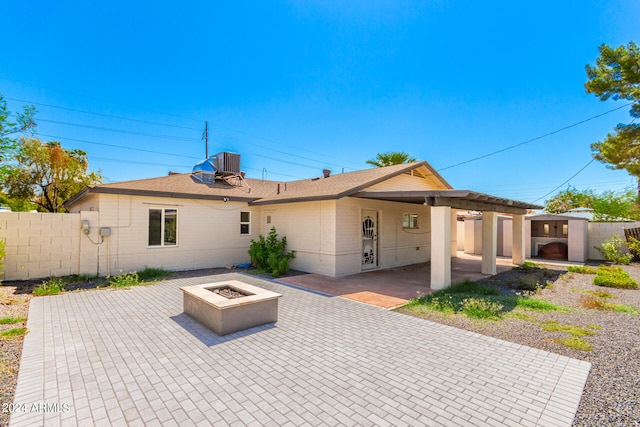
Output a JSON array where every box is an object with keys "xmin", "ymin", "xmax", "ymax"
[
  {"xmin": 0, "ymin": 93, "xmax": 37, "ymax": 209},
  {"xmin": 0, "ymin": 93, "xmax": 37, "ymax": 160},
  {"xmin": 366, "ymin": 151, "xmax": 417, "ymax": 167},
  {"xmin": 585, "ymin": 42, "xmax": 640, "ymax": 198},
  {"xmin": 2, "ymin": 137, "xmax": 102, "ymax": 212},
  {"xmin": 544, "ymin": 186, "xmax": 640, "ymax": 221}
]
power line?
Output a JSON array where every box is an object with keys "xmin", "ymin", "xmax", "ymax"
[
  {"xmin": 5, "ymin": 97, "xmax": 202, "ymax": 131},
  {"xmin": 39, "ymin": 134, "xmax": 200, "ymax": 159},
  {"xmin": 4, "ymin": 90, "xmax": 361, "ymax": 169},
  {"xmin": 437, "ymin": 103, "xmax": 632, "ymax": 171},
  {"xmin": 531, "ymin": 159, "xmax": 596, "ymax": 203},
  {"xmin": 37, "ymin": 118, "xmax": 201, "ymax": 142}
]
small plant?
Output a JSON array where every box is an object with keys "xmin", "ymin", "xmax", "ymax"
[
  {"xmin": 136, "ymin": 267, "xmax": 172, "ymax": 281},
  {"xmin": 572, "ymin": 288, "xmax": 614, "ymax": 299},
  {"xmin": 579, "ymin": 295, "xmax": 640, "ymax": 313},
  {"xmin": 593, "ymin": 266, "xmax": 638, "ymax": 289},
  {"xmin": 0, "ymin": 317, "xmax": 27, "ymax": 325},
  {"xmin": 625, "ymin": 236, "xmax": 640, "ymax": 259},
  {"xmin": 515, "ymin": 261, "xmax": 540, "ymax": 271},
  {"xmin": 248, "ymin": 227, "xmax": 295, "ymax": 278},
  {"xmin": 567, "ymin": 265, "xmax": 598, "ymax": 274},
  {"xmin": 541, "ymin": 321, "xmax": 596, "ymax": 336},
  {"xmin": 109, "ymin": 272, "xmax": 141, "ymax": 288},
  {"xmin": 33, "ymin": 278, "xmax": 65, "ymax": 296},
  {"xmin": 504, "ymin": 312, "xmax": 537, "ymax": 322},
  {"xmin": 0, "ymin": 328, "xmax": 28, "ymax": 339},
  {"xmin": 461, "ymin": 298, "xmax": 503, "ymax": 319},
  {"xmin": 514, "ymin": 298, "xmax": 567, "ymax": 313},
  {"xmin": 507, "ymin": 275, "xmax": 542, "ymax": 292},
  {"xmin": 595, "ymin": 234, "xmax": 633, "ymax": 265},
  {"xmin": 555, "ymin": 336, "xmax": 593, "ymax": 351}
]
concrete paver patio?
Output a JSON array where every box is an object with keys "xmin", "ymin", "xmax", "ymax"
[{"xmin": 11, "ymin": 273, "xmax": 590, "ymax": 426}]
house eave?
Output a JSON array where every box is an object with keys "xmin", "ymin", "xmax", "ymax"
[{"xmin": 352, "ymin": 190, "xmax": 542, "ymax": 215}]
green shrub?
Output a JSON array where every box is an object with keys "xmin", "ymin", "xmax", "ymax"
[
  {"xmin": 513, "ymin": 297, "xmax": 567, "ymax": 312},
  {"xmin": 567, "ymin": 265, "xmax": 598, "ymax": 274},
  {"xmin": 137, "ymin": 267, "xmax": 172, "ymax": 281},
  {"xmin": 555, "ymin": 336, "xmax": 592, "ymax": 351},
  {"xmin": 248, "ymin": 227, "xmax": 295, "ymax": 277},
  {"xmin": 33, "ymin": 278, "xmax": 65, "ymax": 296},
  {"xmin": 596, "ymin": 234, "xmax": 633, "ymax": 265},
  {"xmin": 109, "ymin": 272, "xmax": 141, "ymax": 288},
  {"xmin": 461, "ymin": 298, "xmax": 503, "ymax": 319},
  {"xmin": 541, "ymin": 321, "xmax": 596, "ymax": 336},
  {"xmin": 515, "ymin": 261, "xmax": 540, "ymax": 271},
  {"xmin": 0, "ymin": 328, "xmax": 28, "ymax": 339},
  {"xmin": 626, "ymin": 236, "xmax": 640, "ymax": 259},
  {"xmin": 0, "ymin": 317, "xmax": 27, "ymax": 325},
  {"xmin": 593, "ymin": 266, "xmax": 638, "ymax": 289}
]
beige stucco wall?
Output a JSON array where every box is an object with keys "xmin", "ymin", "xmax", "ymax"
[
  {"xmin": 0, "ymin": 211, "xmax": 99, "ymax": 280},
  {"xmin": 334, "ymin": 197, "xmax": 431, "ymax": 277},
  {"xmin": 71, "ymin": 194, "xmax": 260, "ymax": 275},
  {"xmin": 256, "ymin": 200, "xmax": 338, "ymax": 276},
  {"xmin": 456, "ymin": 220, "xmax": 465, "ymax": 251}
]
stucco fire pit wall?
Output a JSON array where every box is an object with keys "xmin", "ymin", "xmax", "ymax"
[{"xmin": 180, "ymin": 280, "xmax": 282, "ymax": 336}]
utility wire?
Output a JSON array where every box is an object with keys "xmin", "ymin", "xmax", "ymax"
[
  {"xmin": 437, "ymin": 102, "xmax": 632, "ymax": 171},
  {"xmin": 39, "ymin": 134, "xmax": 201, "ymax": 159},
  {"xmin": 5, "ymin": 97, "xmax": 202, "ymax": 131},
  {"xmin": 531, "ymin": 158, "xmax": 596, "ymax": 203},
  {"xmin": 37, "ymin": 118, "xmax": 201, "ymax": 142},
  {"xmin": 4, "ymin": 91, "xmax": 360, "ymax": 169}
]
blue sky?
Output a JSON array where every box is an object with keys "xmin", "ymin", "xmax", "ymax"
[{"xmin": 1, "ymin": 0, "xmax": 638, "ymax": 204}]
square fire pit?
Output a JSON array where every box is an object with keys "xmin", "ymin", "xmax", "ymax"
[{"xmin": 180, "ymin": 280, "xmax": 282, "ymax": 336}]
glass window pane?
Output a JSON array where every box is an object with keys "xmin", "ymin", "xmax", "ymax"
[
  {"xmin": 240, "ymin": 211, "xmax": 250, "ymax": 222},
  {"xmin": 148, "ymin": 209, "xmax": 162, "ymax": 246},
  {"xmin": 164, "ymin": 209, "xmax": 177, "ymax": 245},
  {"xmin": 240, "ymin": 223, "xmax": 250, "ymax": 234}
]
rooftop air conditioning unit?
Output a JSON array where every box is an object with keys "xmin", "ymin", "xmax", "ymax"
[{"xmin": 214, "ymin": 152, "xmax": 241, "ymax": 176}]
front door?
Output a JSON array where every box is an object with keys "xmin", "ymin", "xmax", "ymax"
[{"xmin": 362, "ymin": 210, "xmax": 378, "ymax": 270}]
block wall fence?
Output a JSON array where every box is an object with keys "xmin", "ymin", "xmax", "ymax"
[{"xmin": 0, "ymin": 211, "xmax": 100, "ymax": 281}]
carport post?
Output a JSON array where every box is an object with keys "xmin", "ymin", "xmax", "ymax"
[
  {"xmin": 481, "ymin": 211, "xmax": 497, "ymax": 275},
  {"xmin": 431, "ymin": 206, "xmax": 451, "ymax": 290},
  {"xmin": 512, "ymin": 214, "xmax": 525, "ymax": 265}
]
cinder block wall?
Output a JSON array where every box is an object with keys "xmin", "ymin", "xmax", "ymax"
[
  {"xmin": 588, "ymin": 221, "xmax": 640, "ymax": 260},
  {"xmin": 0, "ymin": 212, "xmax": 99, "ymax": 281}
]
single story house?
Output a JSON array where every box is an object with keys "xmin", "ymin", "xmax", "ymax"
[{"xmin": 66, "ymin": 153, "xmax": 540, "ymax": 289}]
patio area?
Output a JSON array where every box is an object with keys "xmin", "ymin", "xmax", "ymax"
[
  {"xmin": 11, "ymin": 272, "xmax": 590, "ymax": 426},
  {"xmin": 279, "ymin": 252, "xmax": 515, "ymax": 308}
]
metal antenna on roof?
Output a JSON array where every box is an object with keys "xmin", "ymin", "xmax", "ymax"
[{"xmin": 202, "ymin": 121, "xmax": 209, "ymax": 158}]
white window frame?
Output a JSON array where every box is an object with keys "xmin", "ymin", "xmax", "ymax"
[
  {"xmin": 148, "ymin": 208, "xmax": 178, "ymax": 247},
  {"xmin": 240, "ymin": 211, "xmax": 251, "ymax": 235},
  {"xmin": 402, "ymin": 213, "xmax": 419, "ymax": 229}
]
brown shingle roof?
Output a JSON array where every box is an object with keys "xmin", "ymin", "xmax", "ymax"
[{"xmin": 66, "ymin": 161, "xmax": 449, "ymax": 207}]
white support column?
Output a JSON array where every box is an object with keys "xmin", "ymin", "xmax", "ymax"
[
  {"xmin": 431, "ymin": 206, "xmax": 452, "ymax": 290},
  {"xmin": 481, "ymin": 211, "xmax": 498, "ymax": 275},
  {"xmin": 450, "ymin": 209, "xmax": 458, "ymax": 258},
  {"xmin": 512, "ymin": 214, "xmax": 526, "ymax": 265}
]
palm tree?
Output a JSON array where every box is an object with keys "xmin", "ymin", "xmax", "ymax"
[{"xmin": 365, "ymin": 151, "xmax": 417, "ymax": 167}]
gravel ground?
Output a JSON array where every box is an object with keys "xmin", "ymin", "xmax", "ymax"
[
  {"xmin": 0, "ymin": 285, "xmax": 30, "ymax": 427},
  {"xmin": 1, "ymin": 265, "xmax": 639, "ymax": 426},
  {"xmin": 397, "ymin": 264, "xmax": 640, "ymax": 427}
]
